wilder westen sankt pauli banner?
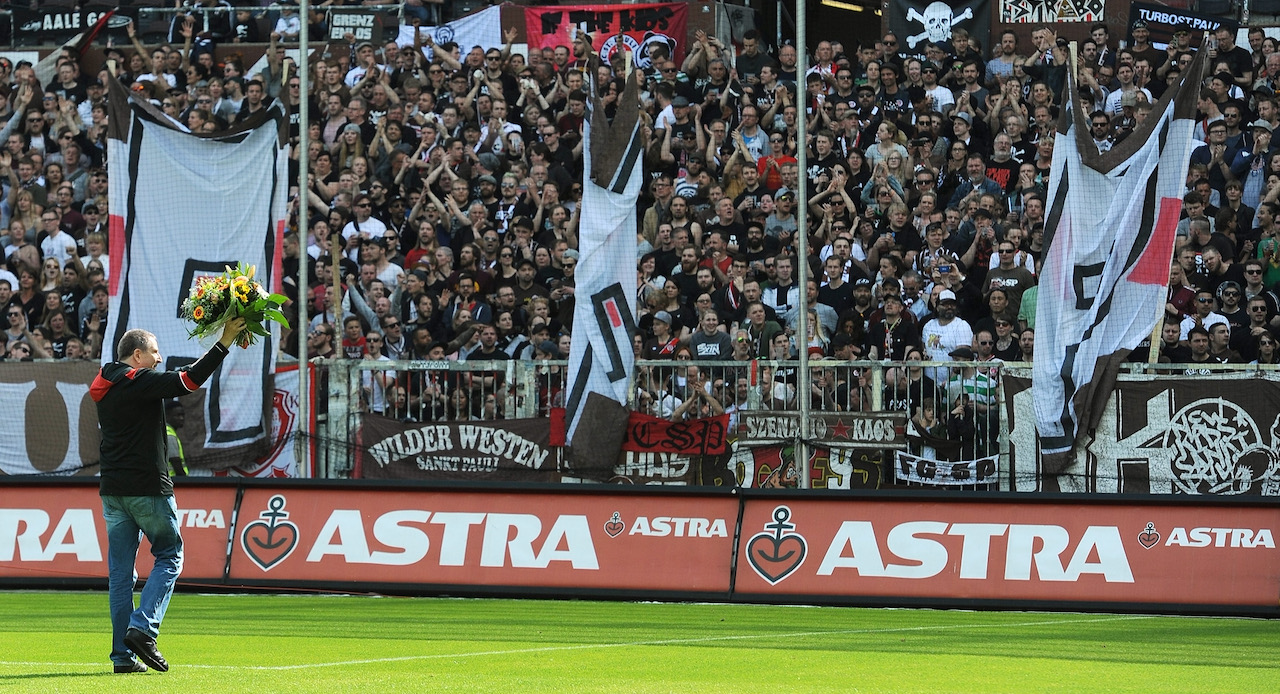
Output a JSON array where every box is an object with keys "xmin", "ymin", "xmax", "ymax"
[{"xmin": 3, "ymin": 484, "xmax": 1277, "ymax": 611}]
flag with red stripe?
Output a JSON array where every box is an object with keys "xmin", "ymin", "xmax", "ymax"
[
  {"xmin": 1033, "ymin": 47, "xmax": 1208, "ymax": 478},
  {"xmin": 565, "ymin": 72, "xmax": 645, "ymax": 446},
  {"xmin": 105, "ymin": 78, "xmax": 289, "ymax": 468}
]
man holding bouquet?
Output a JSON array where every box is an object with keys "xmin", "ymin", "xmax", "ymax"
[{"xmin": 90, "ymin": 317, "xmax": 245, "ymax": 674}]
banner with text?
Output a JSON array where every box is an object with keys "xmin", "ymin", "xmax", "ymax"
[
  {"xmin": 739, "ymin": 411, "xmax": 906, "ymax": 449},
  {"xmin": 523, "ymin": 3, "xmax": 689, "ymax": 69},
  {"xmin": 0, "ymin": 484, "xmax": 239, "ymax": 582},
  {"xmin": 1128, "ymin": 2, "xmax": 1238, "ymax": 49},
  {"xmin": 227, "ymin": 487, "xmax": 736, "ymax": 593},
  {"xmin": 356, "ymin": 415, "xmax": 561, "ymax": 481},
  {"xmin": 734, "ymin": 497, "xmax": 1280, "ymax": 608},
  {"xmin": 623, "ymin": 412, "xmax": 729, "ymax": 456},
  {"xmin": 895, "ymin": 451, "xmax": 999, "ymax": 487},
  {"xmin": 12, "ymin": 8, "xmax": 134, "ymax": 45}
]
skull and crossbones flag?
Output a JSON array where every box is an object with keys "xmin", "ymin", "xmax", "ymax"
[
  {"xmin": 1032, "ymin": 47, "xmax": 1208, "ymax": 474},
  {"xmin": 889, "ymin": 0, "xmax": 988, "ymax": 56},
  {"xmin": 563, "ymin": 69, "xmax": 645, "ymax": 455}
]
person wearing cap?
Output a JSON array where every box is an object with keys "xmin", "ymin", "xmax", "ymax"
[
  {"xmin": 345, "ymin": 39, "xmax": 383, "ymax": 88},
  {"xmin": 1128, "ymin": 20, "xmax": 1164, "ymax": 72},
  {"xmin": 642, "ymin": 310, "xmax": 681, "ymax": 359},
  {"xmin": 919, "ymin": 61, "xmax": 954, "ymax": 115},
  {"xmin": 921, "ymin": 288, "xmax": 973, "ymax": 382}
]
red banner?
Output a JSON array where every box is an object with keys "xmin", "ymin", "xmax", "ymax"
[
  {"xmin": 5, "ymin": 483, "xmax": 1278, "ymax": 612},
  {"xmin": 523, "ymin": 3, "xmax": 688, "ymax": 68},
  {"xmin": 735, "ymin": 499, "xmax": 1280, "ymax": 607},
  {"xmin": 0, "ymin": 484, "xmax": 238, "ymax": 583},
  {"xmin": 623, "ymin": 412, "xmax": 729, "ymax": 456},
  {"xmin": 228, "ymin": 487, "xmax": 736, "ymax": 593}
]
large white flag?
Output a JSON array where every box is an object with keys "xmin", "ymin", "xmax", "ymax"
[
  {"xmin": 106, "ymin": 80, "xmax": 288, "ymax": 467},
  {"xmin": 564, "ymin": 73, "xmax": 645, "ymax": 445},
  {"xmin": 397, "ymin": 6, "xmax": 503, "ymax": 56},
  {"xmin": 1033, "ymin": 49, "xmax": 1207, "ymax": 470}
]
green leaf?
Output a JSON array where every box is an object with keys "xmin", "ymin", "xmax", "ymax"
[{"xmin": 268, "ymin": 293, "xmax": 289, "ymax": 305}]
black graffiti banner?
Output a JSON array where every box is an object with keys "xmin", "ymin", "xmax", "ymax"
[
  {"xmin": 623, "ymin": 412, "xmax": 729, "ymax": 455},
  {"xmin": 357, "ymin": 415, "xmax": 561, "ymax": 481},
  {"xmin": 1004, "ymin": 372, "xmax": 1280, "ymax": 495},
  {"xmin": 887, "ymin": 0, "xmax": 989, "ymax": 58}
]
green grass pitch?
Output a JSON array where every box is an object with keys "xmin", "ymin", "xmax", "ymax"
[{"xmin": 0, "ymin": 591, "xmax": 1276, "ymax": 693}]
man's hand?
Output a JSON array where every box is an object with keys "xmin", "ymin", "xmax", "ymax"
[{"xmin": 219, "ymin": 317, "xmax": 247, "ymax": 348}]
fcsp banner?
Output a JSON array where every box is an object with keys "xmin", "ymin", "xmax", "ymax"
[{"xmin": 523, "ymin": 3, "xmax": 688, "ymax": 68}]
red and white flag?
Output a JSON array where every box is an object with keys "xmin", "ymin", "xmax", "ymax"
[{"xmin": 1033, "ymin": 49, "xmax": 1207, "ymax": 471}]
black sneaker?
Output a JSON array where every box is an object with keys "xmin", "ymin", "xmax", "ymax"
[
  {"xmin": 114, "ymin": 661, "xmax": 148, "ymax": 674},
  {"xmin": 124, "ymin": 628, "xmax": 169, "ymax": 673}
]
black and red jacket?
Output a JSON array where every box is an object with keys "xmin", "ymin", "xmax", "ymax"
[{"xmin": 90, "ymin": 343, "xmax": 229, "ymax": 497}]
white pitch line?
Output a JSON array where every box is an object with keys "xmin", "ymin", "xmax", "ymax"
[{"xmin": 0, "ymin": 614, "xmax": 1154, "ymax": 672}]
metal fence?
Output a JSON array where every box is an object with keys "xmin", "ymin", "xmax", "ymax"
[{"xmin": 318, "ymin": 357, "xmax": 1013, "ymax": 483}]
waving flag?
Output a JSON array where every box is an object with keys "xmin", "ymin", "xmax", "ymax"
[
  {"xmin": 564, "ymin": 71, "xmax": 645, "ymax": 452},
  {"xmin": 106, "ymin": 79, "xmax": 288, "ymax": 469},
  {"xmin": 1033, "ymin": 48, "xmax": 1208, "ymax": 474}
]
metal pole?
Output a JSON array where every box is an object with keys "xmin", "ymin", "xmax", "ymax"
[
  {"xmin": 794, "ymin": 0, "xmax": 811, "ymax": 490},
  {"xmin": 296, "ymin": 0, "xmax": 312, "ymax": 477},
  {"xmin": 776, "ymin": 2, "xmax": 782, "ymax": 56}
]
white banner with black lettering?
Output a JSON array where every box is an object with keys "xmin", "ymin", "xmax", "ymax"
[{"xmin": 895, "ymin": 451, "xmax": 999, "ymax": 486}]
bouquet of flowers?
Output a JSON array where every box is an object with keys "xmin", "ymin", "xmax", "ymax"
[{"xmin": 180, "ymin": 262, "xmax": 290, "ymax": 348}]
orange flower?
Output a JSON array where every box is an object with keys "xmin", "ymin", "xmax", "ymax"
[
  {"xmin": 195, "ymin": 287, "xmax": 205, "ymax": 299},
  {"xmin": 193, "ymin": 306, "xmax": 205, "ymax": 320}
]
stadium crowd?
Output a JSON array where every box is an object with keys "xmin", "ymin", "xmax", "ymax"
[{"xmin": 2, "ymin": 11, "xmax": 1279, "ymax": 430}]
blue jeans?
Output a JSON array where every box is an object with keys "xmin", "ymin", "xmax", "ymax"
[{"xmin": 102, "ymin": 495, "xmax": 184, "ymax": 666}]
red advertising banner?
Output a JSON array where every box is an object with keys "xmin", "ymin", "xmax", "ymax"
[
  {"xmin": 523, "ymin": 3, "xmax": 688, "ymax": 68},
  {"xmin": 0, "ymin": 484, "xmax": 238, "ymax": 583},
  {"xmin": 228, "ymin": 487, "xmax": 736, "ymax": 594},
  {"xmin": 735, "ymin": 499, "xmax": 1280, "ymax": 607}
]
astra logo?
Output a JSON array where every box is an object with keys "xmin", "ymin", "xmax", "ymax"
[
  {"xmin": 305, "ymin": 510, "xmax": 599, "ymax": 569},
  {"xmin": 817, "ymin": 522, "xmax": 1135, "ymax": 583},
  {"xmin": 1164, "ymin": 526, "xmax": 1275, "ymax": 548},
  {"xmin": 627, "ymin": 516, "xmax": 729, "ymax": 538},
  {"xmin": 0, "ymin": 509, "xmax": 101, "ymax": 562}
]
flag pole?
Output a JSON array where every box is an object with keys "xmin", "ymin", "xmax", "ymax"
[
  {"xmin": 794, "ymin": 0, "xmax": 810, "ymax": 490},
  {"xmin": 296, "ymin": 0, "xmax": 312, "ymax": 476}
]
